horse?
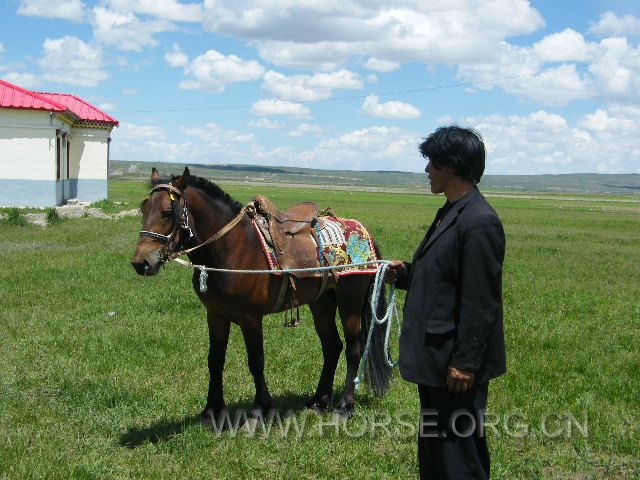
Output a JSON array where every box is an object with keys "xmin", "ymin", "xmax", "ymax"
[{"xmin": 131, "ymin": 166, "xmax": 391, "ymax": 422}]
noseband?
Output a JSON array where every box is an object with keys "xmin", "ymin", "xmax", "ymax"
[{"xmin": 139, "ymin": 183, "xmax": 194, "ymax": 256}]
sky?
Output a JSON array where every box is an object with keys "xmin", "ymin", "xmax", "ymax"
[{"xmin": 1, "ymin": 0, "xmax": 640, "ymax": 174}]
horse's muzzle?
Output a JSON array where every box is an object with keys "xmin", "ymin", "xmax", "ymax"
[{"xmin": 131, "ymin": 258, "xmax": 157, "ymax": 276}]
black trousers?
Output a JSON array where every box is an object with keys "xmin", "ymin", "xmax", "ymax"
[{"xmin": 417, "ymin": 383, "xmax": 490, "ymax": 480}]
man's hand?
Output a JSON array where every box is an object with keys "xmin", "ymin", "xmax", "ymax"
[
  {"xmin": 447, "ymin": 366, "xmax": 474, "ymax": 394},
  {"xmin": 383, "ymin": 260, "xmax": 406, "ymax": 284}
]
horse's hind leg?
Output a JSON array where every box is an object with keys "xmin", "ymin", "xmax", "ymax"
[
  {"xmin": 239, "ymin": 315, "xmax": 273, "ymax": 419},
  {"xmin": 307, "ymin": 290, "xmax": 341, "ymax": 413},
  {"xmin": 335, "ymin": 278, "xmax": 369, "ymax": 418}
]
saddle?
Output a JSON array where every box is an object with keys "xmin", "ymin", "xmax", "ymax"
[
  {"xmin": 251, "ymin": 195, "xmax": 323, "ymax": 277},
  {"xmin": 250, "ymin": 195, "xmax": 334, "ymax": 325}
]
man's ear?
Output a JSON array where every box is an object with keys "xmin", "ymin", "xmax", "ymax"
[
  {"xmin": 151, "ymin": 167, "xmax": 159, "ymax": 184},
  {"xmin": 173, "ymin": 166, "xmax": 190, "ymax": 191}
]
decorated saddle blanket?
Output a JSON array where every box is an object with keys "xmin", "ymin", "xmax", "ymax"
[{"xmin": 253, "ymin": 216, "xmax": 379, "ymax": 277}]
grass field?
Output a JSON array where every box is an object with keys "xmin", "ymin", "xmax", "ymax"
[{"xmin": 1, "ymin": 179, "xmax": 639, "ymax": 479}]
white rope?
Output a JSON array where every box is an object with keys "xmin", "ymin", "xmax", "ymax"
[
  {"xmin": 172, "ymin": 257, "xmax": 384, "ymax": 274},
  {"xmin": 354, "ymin": 262, "xmax": 401, "ymax": 390}
]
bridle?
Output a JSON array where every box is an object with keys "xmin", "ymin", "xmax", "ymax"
[
  {"xmin": 139, "ymin": 183, "xmax": 195, "ymax": 259},
  {"xmin": 138, "ymin": 182, "xmax": 252, "ymax": 262}
]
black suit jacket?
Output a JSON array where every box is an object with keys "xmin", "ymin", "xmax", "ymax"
[{"xmin": 396, "ymin": 186, "xmax": 506, "ymax": 387}]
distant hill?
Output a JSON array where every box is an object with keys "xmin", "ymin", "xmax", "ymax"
[{"xmin": 110, "ymin": 160, "xmax": 640, "ymax": 196}]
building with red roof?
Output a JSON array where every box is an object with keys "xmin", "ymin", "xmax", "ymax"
[{"xmin": 0, "ymin": 79, "xmax": 119, "ymax": 207}]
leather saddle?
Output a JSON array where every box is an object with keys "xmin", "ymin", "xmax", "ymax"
[{"xmin": 251, "ymin": 195, "xmax": 323, "ymax": 278}]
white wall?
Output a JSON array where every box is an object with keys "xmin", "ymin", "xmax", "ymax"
[
  {"xmin": 0, "ymin": 108, "xmax": 113, "ymax": 205},
  {"xmin": 0, "ymin": 109, "xmax": 74, "ymax": 181},
  {"xmin": 71, "ymin": 127, "xmax": 111, "ymax": 180}
]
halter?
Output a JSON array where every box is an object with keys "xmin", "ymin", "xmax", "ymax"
[
  {"xmin": 139, "ymin": 183, "xmax": 194, "ymax": 256},
  {"xmin": 139, "ymin": 182, "xmax": 252, "ymax": 261}
]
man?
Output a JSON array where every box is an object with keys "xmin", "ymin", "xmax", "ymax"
[{"xmin": 385, "ymin": 126, "xmax": 506, "ymax": 479}]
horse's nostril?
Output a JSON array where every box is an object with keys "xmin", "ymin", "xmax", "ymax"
[{"xmin": 131, "ymin": 259, "xmax": 151, "ymax": 275}]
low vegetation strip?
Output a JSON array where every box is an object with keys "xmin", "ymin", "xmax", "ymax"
[{"xmin": 111, "ymin": 160, "xmax": 640, "ymax": 195}]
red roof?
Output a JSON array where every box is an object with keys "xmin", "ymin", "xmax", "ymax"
[
  {"xmin": 0, "ymin": 79, "xmax": 66, "ymax": 111},
  {"xmin": 0, "ymin": 79, "xmax": 118, "ymax": 127},
  {"xmin": 36, "ymin": 92, "xmax": 119, "ymax": 126}
]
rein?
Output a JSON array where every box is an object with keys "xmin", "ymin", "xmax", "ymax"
[{"xmin": 167, "ymin": 205, "xmax": 251, "ymax": 260}]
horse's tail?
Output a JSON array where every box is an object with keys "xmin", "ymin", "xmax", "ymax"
[{"xmin": 359, "ymin": 242, "xmax": 393, "ymax": 397}]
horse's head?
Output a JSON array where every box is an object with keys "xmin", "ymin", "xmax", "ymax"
[{"xmin": 131, "ymin": 166, "xmax": 193, "ymax": 276}]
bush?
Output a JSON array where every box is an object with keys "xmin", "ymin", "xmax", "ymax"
[
  {"xmin": 46, "ymin": 208, "xmax": 62, "ymax": 225},
  {"xmin": 4, "ymin": 208, "xmax": 28, "ymax": 227}
]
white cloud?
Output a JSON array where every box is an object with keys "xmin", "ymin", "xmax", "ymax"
[
  {"xmin": 92, "ymin": 7, "xmax": 174, "ymax": 52},
  {"xmin": 202, "ymin": 0, "xmax": 544, "ymax": 70},
  {"xmin": 364, "ymin": 57, "xmax": 399, "ymax": 72},
  {"xmin": 181, "ymin": 122, "xmax": 255, "ymax": 145},
  {"xmin": 38, "ymin": 36, "xmax": 108, "ymax": 87},
  {"xmin": 579, "ymin": 107, "xmax": 637, "ymax": 133},
  {"xmin": 458, "ymin": 28, "xmax": 640, "ymax": 106},
  {"xmin": 589, "ymin": 11, "xmax": 640, "ymax": 37},
  {"xmin": 144, "ymin": 141, "xmax": 202, "ymax": 161},
  {"xmin": 289, "ymin": 123, "xmax": 325, "ymax": 138},
  {"xmin": 17, "ymin": 0, "xmax": 86, "ymax": 22},
  {"xmin": 123, "ymin": 88, "xmax": 138, "ymax": 95},
  {"xmin": 177, "ymin": 49, "xmax": 265, "ymax": 93},
  {"xmin": 361, "ymin": 94, "xmax": 421, "ymax": 119},
  {"xmin": 309, "ymin": 126, "xmax": 420, "ymax": 170},
  {"xmin": 97, "ymin": 102, "xmax": 116, "ymax": 111},
  {"xmin": 587, "ymin": 37, "xmax": 640, "ymax": 98},
  {"xmin": 532, "ymin": 28, "xmax": 593, "ymax": 62},
  {"xmin": 262, "ymin": 69, "xmax": 362, "ymax": 102},
  {"xmin": 165, "ymin": 43, "xmax": 189, "ymax": 68},
  {"xmin": 247, "ymin": 118, "xmax": 282, "ymax": 129},
  {"xmin": 1, "ymin": 72, "xmax": 39, "ymax": 89},
  {"xmin": 459, "ymin": 106, "xmax": 640, "ymax": 174},
  {"xmin": 251, "ymin": 99, "xmax": 311, "ymax": 118},
  {"xmin": 113, "ymin": 122, "xmax": 166, "ymax": 139},
  {"xmin": 104, "ymin": 0, "xmax": 202, "ymax": 22}
]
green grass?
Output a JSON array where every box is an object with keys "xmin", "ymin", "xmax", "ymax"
[{"xmin": 0, "ymin": 180, "xmax": 639, "ymax": 479}]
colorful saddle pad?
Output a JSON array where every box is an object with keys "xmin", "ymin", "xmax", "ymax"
[{"xmin": 253, "ymin": 216, "xmax": 379, "ymax": 277}]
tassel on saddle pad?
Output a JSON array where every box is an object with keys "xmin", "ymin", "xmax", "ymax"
[{"xmin": 285, "ymin": 275, "xmax": 300, "ymax": 327}]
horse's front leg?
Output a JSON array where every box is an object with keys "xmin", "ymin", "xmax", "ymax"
[
  {"xmin": 240, "ymin": 315, "xmax": 273, "ymax": 419},
  {"xmin": 201, "ymin": 312, "xmax": 230, "ymax": 423}
]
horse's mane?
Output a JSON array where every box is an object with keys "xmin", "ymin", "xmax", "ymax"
[
  {"xmin": 186, "ymin": 175, "xmax": 243, "ymax": 213},
  {"xmin": 144, "ymin": 175, "xmax": 243, "ymax": 213}
]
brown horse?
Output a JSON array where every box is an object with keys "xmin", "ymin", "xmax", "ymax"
[{"xmin": 131, "ymin": 167, "xmax": 391, "ymax": 421}]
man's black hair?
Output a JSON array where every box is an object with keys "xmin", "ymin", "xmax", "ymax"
[{"xmin": 419, "ymin": 126, "xmax": 486, "ymax": 184}]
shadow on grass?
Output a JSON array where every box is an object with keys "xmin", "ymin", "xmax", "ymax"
[{"xmin": 119, "ymin": 391, "xmax": 312, "ymax": 448}]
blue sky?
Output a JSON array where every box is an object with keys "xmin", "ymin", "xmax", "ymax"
[{"xmin": 1, "ymin": 0, "xmax": 639, "ymax": 174}]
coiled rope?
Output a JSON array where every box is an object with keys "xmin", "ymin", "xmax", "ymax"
[{"xmin": 354, "ymin": 261, "xmax": 401, "ymax": 390}]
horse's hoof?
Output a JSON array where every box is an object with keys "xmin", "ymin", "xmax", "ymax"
[
  {"xmin": 305, "ymin": 394, "xmax": 332, "ymax": 413},
  {"xmin": 333, "ymin": 406, "xmax": 354, "ymax": 420},
  {"xmin": 200, "ymin": 407, "xmax": 228, "ymax": 429}
]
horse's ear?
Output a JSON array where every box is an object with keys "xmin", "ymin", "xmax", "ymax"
[
  {"xmin": 173, "ymin": 166, "xmax": 190, "ymax": 191},
  {"xmin": 151, "ymin": 167, "xmax": 159, "ymax": 184}
]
